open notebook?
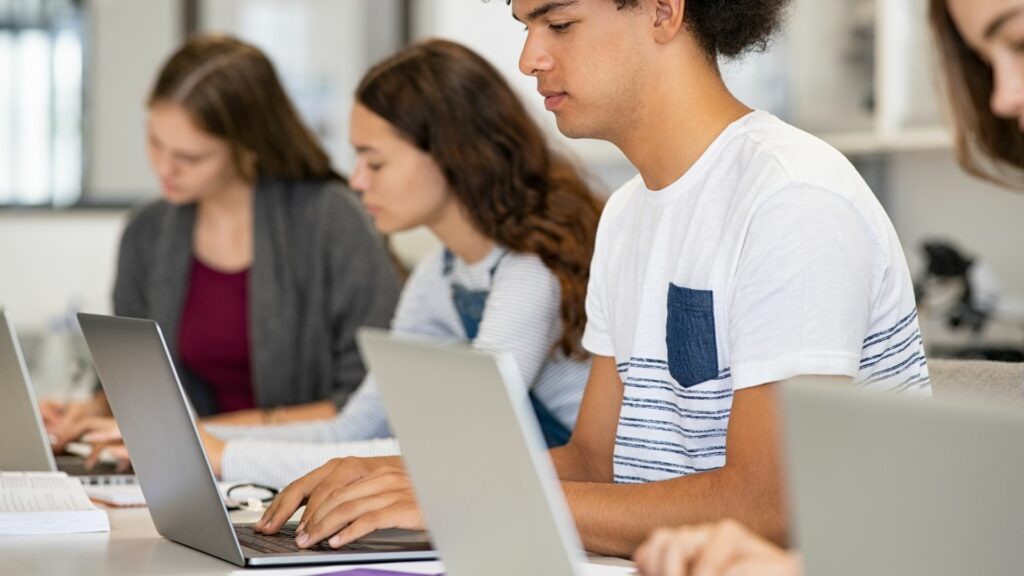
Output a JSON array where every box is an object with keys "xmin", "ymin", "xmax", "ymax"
[{"xmin": 0, "ymin": 472, "xmax": 110, "ymax": 535}]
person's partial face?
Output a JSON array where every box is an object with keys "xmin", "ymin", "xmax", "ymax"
[
  {"xmin": 949, "ymin": 0, "xmax": 1024, "ymax": 129},
  {"xmin": 146, "ymin": 103, "xmax": 245, "ymax": 204},
  {"xmin": 348, "ymin": 103, "xmax": 453, "ymax": 234},
  {"xmin": 513, "ymin": 0, "xmax": 651, "ymax": 141}
]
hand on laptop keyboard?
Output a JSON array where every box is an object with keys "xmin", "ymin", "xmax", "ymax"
[
  {"xmin": 254, "ymin": 456, "xmax": 426, "ymax": 550},
  {"xmin": 235, "ymin": 523, "xmax": 431, "ymax": 555},
  {"xmin": 59, "ymin": 420, "xmax": 131, "ymax": 473},
  {"xmin": 52, "ymin": 415, "xmax": 121, "ymax": 452}
]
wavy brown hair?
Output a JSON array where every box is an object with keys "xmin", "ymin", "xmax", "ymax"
[
  {"xmin": 930, "ymin": 0, "xmax": 1024, "ymax": 185},
  {"xmin": 149, "ymin": 34, "xmax": 342, "ymax": 183},
  {"xmin": 356, "ymin": 39, "xmax": 602, "ymax": 358}
]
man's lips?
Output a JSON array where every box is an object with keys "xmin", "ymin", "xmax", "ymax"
[{"xmin": 540, "ymin": 90, "xmax": 567, "ymax": 111}]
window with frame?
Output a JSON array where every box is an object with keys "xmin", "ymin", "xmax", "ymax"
[{"xmin": 0, "ymin": 0, "xmax": 83, "ymax": 207}]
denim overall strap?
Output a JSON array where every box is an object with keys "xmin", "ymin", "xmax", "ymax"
[{"xmin": 443, "ymin": 249, "xmax": 571, "ymax": 448}]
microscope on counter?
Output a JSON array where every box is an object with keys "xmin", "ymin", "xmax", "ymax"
[{"xmin": 915, "ymin": 240, "xmax": 1024, "ymax": 362}]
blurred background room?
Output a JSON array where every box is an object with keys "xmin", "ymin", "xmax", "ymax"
[{"xmin": 2, "ymin": 0, "xmax": 1023, "ymax": 402}]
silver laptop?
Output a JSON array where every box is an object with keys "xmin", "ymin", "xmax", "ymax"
[
  {"xmin": 357, "ymin": 328, "xmax": 587, "ymax": 576},
  {"xmin": 782, "ymin": 380, "xmax": 1024, "ymax": 576},
  {"xmin": 0, "ymin": 309, "xmax": 58, "ymax": 472},
  {"xmin": 77, "ymin": 313, "xmax": 435, "ymax": 568},
  {"xmin": 0, "ymin": 308, "xmax": 129, "ymax": 479}
]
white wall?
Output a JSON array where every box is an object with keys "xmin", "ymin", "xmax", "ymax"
[
  {"xmin": 888, "ymin": 150, "xmax": 1024, "ymax": 298},
  {"xmin": 0, "ymin": 210, "xmax": 125, "ymax": 333},
  {"xmin": 85, "ymin": 0, "xmax": 178, "ymax": 201}
]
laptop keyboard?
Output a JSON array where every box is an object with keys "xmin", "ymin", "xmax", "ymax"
[
  {"xmin": 235, "ymin": 524, "xmax": 330, "ymax": 553},
  {"xmin": 56, "ymin": 455, "xmax": 126, "ymax": 477},
  {"xmin": 234, "ymin": 524, "xmax": 432, "ymax": 555}
]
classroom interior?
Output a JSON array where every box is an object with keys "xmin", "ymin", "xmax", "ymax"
[{"xmin": 2, "ymin": 0, "xmax": 1024, "ymax": 575}]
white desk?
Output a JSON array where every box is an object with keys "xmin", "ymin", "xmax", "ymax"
[{"xmin": 0, "ymin": 506, "xmax": 636, "ymax": 575}]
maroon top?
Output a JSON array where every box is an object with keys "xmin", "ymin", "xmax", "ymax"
[{"xmin": 179, "ymin": 257, "xmax": 255, "ymax": 413}]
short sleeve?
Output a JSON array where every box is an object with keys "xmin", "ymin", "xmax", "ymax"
[{"xmin": 729, "ymin": 183, "xmax": 884, "ymax": 389}]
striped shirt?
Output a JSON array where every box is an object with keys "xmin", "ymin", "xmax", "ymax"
[
  {"xmin": 210, "ymin": 246, "xmax": 590, "ymax": 488},
  {"xmin": 582, "ymin": 111, "xmax": 930, "ymax": 485}
]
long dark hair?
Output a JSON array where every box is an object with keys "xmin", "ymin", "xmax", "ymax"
[
  {"xmin": 929, "ymin": 0, "xmax": 1024, "ymax": 185},
  {"xmin": 149, "ymin": 34, "xmax": 342, "ymax": 183},
  {"xmin": 356, "ymin": 39, "xmax": 602, "ymax": 358}
]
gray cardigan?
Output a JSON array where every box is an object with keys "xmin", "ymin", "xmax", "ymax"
[{"xmin": 111, "ymin": 179, "xmax": 400, "ymax": 416}]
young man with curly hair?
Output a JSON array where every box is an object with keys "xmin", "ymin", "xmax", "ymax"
[
  {"xmin": 254, "ymin": 0, "xmax": 929, "ymax": 559},
  {"xmin": 508, "ymin": 0, "xmax": 927, "ymax": 551}
]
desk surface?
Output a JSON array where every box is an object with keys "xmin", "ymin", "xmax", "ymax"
[{"xmin": 0, "ymin": 506, "xmax": 636, "ymax": 576}]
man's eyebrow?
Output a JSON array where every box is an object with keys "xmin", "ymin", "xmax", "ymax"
[
  {"xmin": 985, "ymin": 6, "xmax": 1024, "ymax": 40},
  {"xmin": 354, "ymin": 145, "xmax": 378, "ymax": 154},
  {"xmin": 511, "ymin": 0, "xmax": 579, "ymax": 24}
]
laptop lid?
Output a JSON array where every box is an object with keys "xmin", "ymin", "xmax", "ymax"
[
  {"xmin": 0, "ymin": 309, "xmax": 58, "ymax": 472},
  {"xmin": 356, "ymin": 328, "xmax": 586, "ymax": 576},
  {"xmin": 782, "ymin": 380, "xmax": 1024, "ymax": 576},
  {"xmin": 78, "ymin": 313, "xmax": 434, "ymax": 567}
]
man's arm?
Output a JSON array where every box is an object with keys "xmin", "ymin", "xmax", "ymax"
[
  {"xmin": 564, "ymin": 382, "xmax": 788, "ymax": 558},
  {"xmin": 549, "ymin": 355, "xmax": 622, "ymax": 482},
  {"xmin": 252, "ymin": 355, "xmax": 626, "ymax": 547}
]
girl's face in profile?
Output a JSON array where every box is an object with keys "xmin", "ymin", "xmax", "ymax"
[
  {"xmin": 146, "ymin": 103, "xmax": 246, "ymax": 204},
  {"xmin": 348, "ymin": 103, "xmax": 454, "ymax": 234},
  {"xmin": 949, "ymin": 0, "xmax": 1024, "ymax": 130}
]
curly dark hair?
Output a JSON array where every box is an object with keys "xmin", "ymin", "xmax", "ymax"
[
  {"xmin": 680, "ymin": 0, "xmax": 792, "ymax": 58},
  {"xmin": 356, "ymin": 39, "xmax": 603, "ymax": 358},
  {"xmin": 507, "ymin": 0, "xmax": 792, "ymax": 59}
]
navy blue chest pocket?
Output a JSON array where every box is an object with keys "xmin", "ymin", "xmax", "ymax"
[{"xmin": 665, "ymin": 284, "xmax": 720, "ymax": 389}]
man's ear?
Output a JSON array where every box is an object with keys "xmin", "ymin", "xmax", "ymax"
[{"xmin": 651, "ymin": 0, "xmax": 685, "ymax": 44}]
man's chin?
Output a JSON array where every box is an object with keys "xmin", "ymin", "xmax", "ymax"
[{"xmin": 553, "ymin": 114, "xmax": 592, "ymax": 140}]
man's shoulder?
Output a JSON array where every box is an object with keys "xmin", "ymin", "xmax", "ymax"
[{"xmin": 729, "ymin": 113, "xmax": 863, "ymax": 192}]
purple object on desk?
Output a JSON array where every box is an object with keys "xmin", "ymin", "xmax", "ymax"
[{"xmin": 317, "ymin": 565, "xmax": 442, "ymax": 569}]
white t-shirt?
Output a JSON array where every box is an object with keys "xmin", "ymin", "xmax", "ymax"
[{"xmin": 581, "ymin": 111, "xmax": 930, "ymax": 484}]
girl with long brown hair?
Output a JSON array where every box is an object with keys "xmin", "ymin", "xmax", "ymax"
[
  {"xmin": 45, "ymin": 35, "xmax": 401, "ymax": 451},
  {"xmin": 198, "ymin": 39, "xmax": 603, "ymax": 487}
]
